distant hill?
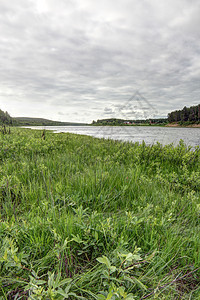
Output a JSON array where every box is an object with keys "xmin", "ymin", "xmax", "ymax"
[
  {"xmin": 0, "ymin": 108, "xmax": 87, "ymax": 126},
  {"xmin": 13, "ymin": 117, "xmax": 87, "ymax": 126}
]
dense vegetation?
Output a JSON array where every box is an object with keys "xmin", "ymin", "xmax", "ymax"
[
  {"xmin": 0, "ymin": 109, "xmax": 12, "ymax": 125},
  {"xmin": 168, "ymin": 104, "xmax": 200, "ymax": 124},
  {"xmin": 0, "ymin": 128, "xmax": 199, "ymax": 299},
  {"xmin": 92, "ymin": 118, "xmax": 167, "ymax": 126}
]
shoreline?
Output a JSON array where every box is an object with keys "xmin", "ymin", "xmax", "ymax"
[{"xmin": 165, "ymin": 123, "xmax": 200, "ymax": 128}]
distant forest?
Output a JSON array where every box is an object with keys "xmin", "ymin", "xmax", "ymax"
[
  {"xmin": 168, "ymin": 104, "xmax": 200, "ymax": 123},
  {"xmin": 92, "ymin": 118, "xmax": 167, "ymax": 126}
]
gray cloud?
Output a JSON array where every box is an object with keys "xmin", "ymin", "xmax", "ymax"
[{"xmin": 0, "ymin": 0, "xmax": 200, "ymax": 122}]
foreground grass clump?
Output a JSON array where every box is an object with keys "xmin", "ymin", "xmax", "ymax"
[{"xmin": 0, "ymin": 128, "xmax": 200, "ymax": 299}]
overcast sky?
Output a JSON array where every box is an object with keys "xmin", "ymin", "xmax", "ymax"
[{"xmin": 0, "ymin": 0, "xmax": 200, "ymax": 123}]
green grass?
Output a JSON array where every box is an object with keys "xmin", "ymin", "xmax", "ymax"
[{"xmin": 0, "ymin": 128, "xmax": 200, "ymax": 299}]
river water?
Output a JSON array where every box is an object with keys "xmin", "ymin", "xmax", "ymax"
[{"xmin": 26, "ymin": 126, "xmax": 200, "ymax": 147}]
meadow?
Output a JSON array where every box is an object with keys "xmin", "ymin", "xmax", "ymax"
[{"xmin": 0, "ymin": 128, "xmax": 199, "ymax": 299}]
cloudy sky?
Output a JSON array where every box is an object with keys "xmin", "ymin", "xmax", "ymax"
[{"xmin": 0, "ymin": 0, "xmax": 200, "ymax": 123}]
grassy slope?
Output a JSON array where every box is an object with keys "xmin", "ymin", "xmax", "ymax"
[{"xmin": 0, "ymin": 128, "xmax": 200, "ymax": 299}]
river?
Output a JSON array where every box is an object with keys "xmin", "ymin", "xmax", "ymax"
[{"xmin": 25, "ymin": 125, "xmax": 200, "ymax": 147}]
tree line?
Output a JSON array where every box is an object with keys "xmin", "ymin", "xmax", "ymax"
[
  {"xmin": 92, "ymin": 118, "xmax": 167, "ymax": 125},
  {"xmin": 0, "ymin": 109, "xmax": 12, "ymax": 125},
  {"xmin": 1, "ymin": 103, "xmax": 200, "ymax": 127},
  {"xmin": 168, "ymin": 104, "xmax": 200, "ymax": 123}
]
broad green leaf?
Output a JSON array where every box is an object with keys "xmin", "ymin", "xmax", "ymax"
[
  {"xmin": 96, "ymin": 256, "xmax": 111, "ymax": 269},
  {"xmin": 71, "ymin": 234, "xmax": 84, "ymax": 244},
  {"xmin": 55, "ymin": 278, "xmax": 72, "ymax": 289},
  {"xmin": 126, "ymin": 253, "xmax": 134, "ymax": 261},
  {"xmin": 106, "ymin": 291, "xmax": 114, "ymax": 300},
  {"xmin": 97, "ymin": 295, "xmax": 106, "ymax": 300},
  {"xmin": 132, "ymin": 254, "xmax": 141, "ymax": 261},
  {"xmin": 125, "ymin": 294, "xmax": 135, "ymax": 300},
  {"xmin": 110, "ymin": 266, "xmax": 117, "ymax": 274},
  {"xmin": 95, "ymin": 231, "xmax": 99, "ymax": 241},
  {"xmin": 47, "ymin": 272, "xmax": 55, "ymax": 289}
]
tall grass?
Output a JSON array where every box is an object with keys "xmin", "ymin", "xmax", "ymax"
[{"xmin": 0, "ymin": 128, "xmax": 199, "ymax": 299}]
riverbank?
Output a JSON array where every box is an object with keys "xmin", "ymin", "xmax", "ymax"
[
  {"xmin": 0, "ymin": 128, "xmax": 200, "ymax": 299},
  {"xmin": 93, "ymin": 122, "xmax": 200, "ymax": 128},
  {"xmin": 166, "ymin": 123, "xmax": 200, "ymax": 128}
]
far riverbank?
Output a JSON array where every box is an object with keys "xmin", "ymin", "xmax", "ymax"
[{"xmin": 166, "ymin": 123, "xmax": 200, "ymax": 128}]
